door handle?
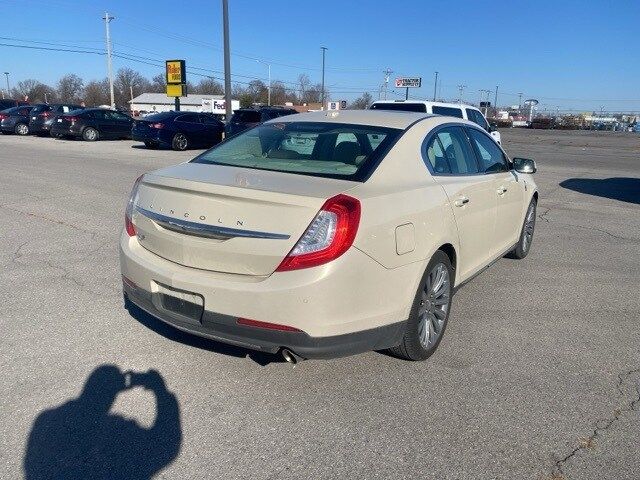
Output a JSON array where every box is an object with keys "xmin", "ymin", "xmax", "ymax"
[
  {"xmin": 497, "ymin": 186, "xmax": 508, "ymax": 195},
  {"xmin": 454, "ymin": 197, "xmax": 470, "ymax": 207}
]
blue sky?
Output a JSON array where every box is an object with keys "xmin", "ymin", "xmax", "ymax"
[{"xmin": 1, "ymin": 0, "xmax": 639, "ymax": 112}]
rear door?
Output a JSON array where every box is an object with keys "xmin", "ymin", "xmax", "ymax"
[
  {"xmin": 199, "ymin": 115, "xmax": 223, "ymax": 145},
  {"xmin": 175, "ymin": 114, "xmax": 205, "ymax": 144},
  {"xmin": 110, "ymin": 111, "xmax": 133, "ymax": 137},
  {"xmin": 467, "ymin": 127, "xmax": 525, "ymax": 252},
  {"xmin": 424, "ymin": 126, "xmax": 497, "ymax": 279}
]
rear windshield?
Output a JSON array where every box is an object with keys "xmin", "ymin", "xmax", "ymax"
[
  {"xmin": 31, "ymin": 105, "xmax": 51, "ymax": 114},
  {"xmin": 232, "ymin": 110, "xmax": 261, "ymax": 123},
  {"xmin": 143, "ymin": 112, "xmax": 176, "ymax": 121},
  {"xmin": 192, "ymin": 121, "xmax": 402, "ymax": 181},
  {"xmin": 432, "ymin": 106, "xmax": 464, "ymax": 118},
  {"xmin": 370, "ymin": 102, "xmax": 427, "ymax": 113}
]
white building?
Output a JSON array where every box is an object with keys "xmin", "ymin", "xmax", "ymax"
[{"xmin": 129, "ymin": 93, "xmax": 239, "ymax": 115}]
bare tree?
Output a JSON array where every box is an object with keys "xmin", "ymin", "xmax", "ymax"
[
  {"xmin": 348, "ymin": 92, "xmax": 373, "ymax": 110},
  {"xmin": 56, "ymin": 74, "xmax": 84, "ymax": 103},
  {"xmin": 149, "ymin": 74, "xmax": 165, "ymax": 93},
  {"xmin": 114, "ymin": 67, "xmax": 145, "ymax": 108},
  {"xmin": 12, "ymin": 79, "xmax": 54, "ymax": 103},
  {"xmin": 297, "ymin": 74, "xmax": 310, "ymax": 101},
  {"xmin": 194, "ymin": 78, "xmax": 224, "ymax": 95},
  {"xmin": 83, "ymin": 79, "xmax": 110, "ymax": 107}
]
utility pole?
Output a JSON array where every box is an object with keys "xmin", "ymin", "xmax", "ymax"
[
  {"xmin": 4, "ymin": 72, "xmax": 10, "ymax": 97},
  {"xmin": 321, "ymin": 46, "xmax": 327, "ymax": 109},
  {"xmin": 494, "ymin": 85, "xmax": 498, "ymax": 114},
  {"xmin": 382, "ymin": 68, "xmax": 393, "ymax": 100},
  {"xmin": 222, "ymin": 0, "xmax": 232, "ymax": 122},
  {"xmin": 256, "ymin": 60, "xmax": 271, "ymax": 105},
  {"xmin": 518, "ymin": 92, "xmax": 523, "ymax": 110},
  {"xmin": 433, "ymin": 71, "xmax": 438, "ymax": 101},
  {"xmin": 103, "ymin": 12, "xmax": 115, "ymax": 108},
  {"xmin": 457, "ymin": 84, "xmax": 466, "ymax": 103}
]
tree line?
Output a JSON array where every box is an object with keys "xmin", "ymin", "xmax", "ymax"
[{"xmin": 5, "ymin": 68, "xmax": 374, "ymax": 109}]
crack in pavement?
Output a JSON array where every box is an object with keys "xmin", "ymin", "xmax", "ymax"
[
  {"xmin": 550, "ymin": 367, "xmax": 640, "ymax": 479},
  {"xmin": 0, "ymin": 205, "xmax": 104, "ymax": 239}
]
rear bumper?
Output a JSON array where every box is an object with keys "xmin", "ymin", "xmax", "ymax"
[
  {"xmin": 120, "ymin": 232, "xmax": 421, "ymax": 359},
  {"xmin": 132, "ymin": 129, "xmax": 170, "ymax": 146},
  {"xmin": 29, "ymin": 120, "xmax": 51, "ymax": 133},
  {"xmin": 50, "ymin": 124, "xmax": 81, "ymax": 137},
  {"xmin": 123, "ymin": 282, "xmax": 405, "ymax": 359}
]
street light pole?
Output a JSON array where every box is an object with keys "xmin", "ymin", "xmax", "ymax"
[
  {"xmin": 4, "ymin": 72, "xmax": 10, "ymax": 97},
  {"xmin": 321, "ymin": 46, "xmax": 327, "ymax": 109},
  {"xmin": 433, "ymin": 71, "xmax": 438, "ymax": 101},
  {"xmin": 103, "ymin": 12, "xmax": 115, "ymax": 108},
  {"xmin": 222, "ymin": 0, "xmax": 232, "ymax": 122}
]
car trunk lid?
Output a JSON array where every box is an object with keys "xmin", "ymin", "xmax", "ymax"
[{"xmin": 132, "ymin": 163, "xmax": 357, "ymax": 276}]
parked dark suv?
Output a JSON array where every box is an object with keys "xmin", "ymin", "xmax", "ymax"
[
  {"xmin": 0, "ymin": 105, "xmax": 35, "ymax": 135},
  {"xmin": 224, "ymin": 106, "xmax": 297, "ymax": 137},
  {"xmin": 29, "ymin": 104, "xmax": 84, "ymax": 136},
  {"xmin": 50, "ymin": 108, "xmax": 133, "ymax": 141},
  {"xmin": 132, "ymin": 111, "xmax": 225, "ymax": 150}
]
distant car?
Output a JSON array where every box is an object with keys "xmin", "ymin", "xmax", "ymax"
[
  {"xmin": 132, "ymin": 111, "xmax": 225, "ymax": 151},
  {"xmin": 224, "ymin": 106, "xmax": 297, "ymax": 137},
  {"xmin": 29, "ymin": 104, "xmax": 84, "ymax": 136},
  {"xmin": 50, "ymin": 108, "xmax": 134, "ymax": 141},
  {"xmin": 0, "ymin": 105, "xmax": 35, "ymax": 135},
  {"xmin": 370, "ymin": 100, "xmax": 502, "ymax": 144},
  {"xmin": 0, "ymin": 99, "xmax": 29, "ymax": 111}
]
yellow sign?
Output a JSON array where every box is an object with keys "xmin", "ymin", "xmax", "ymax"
[
  {"xmin": 166, "ymin": 84, "xmax": 185, "ymax": 97},
  {"xmin": 165, "ymin": 60, "xmax": 186, "ymax": 84}
]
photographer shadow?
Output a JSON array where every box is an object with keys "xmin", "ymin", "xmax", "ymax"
[
  {"xmin": 23, "ymin": 365, "xmax": 181, "ymax": 480},
  {"xmin": 125, "ymin": 296, "xmax": 284, "ymax": 366}
]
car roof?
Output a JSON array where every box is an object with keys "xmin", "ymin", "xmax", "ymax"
[
  {"xmin": 264, "ymin": 109, "xmax": 438, "ymax": 129},
  {"xmin": 371, "ymin": 100, "xmax": 481, "ymax": 111}
]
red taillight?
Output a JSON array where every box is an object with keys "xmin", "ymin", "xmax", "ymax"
[
  {"xmin": 41, "ymin": 111, "xmax": 51, "ymax": 118},
  {"xmin": 125, "ymin": 175, "xmax": 144, "ymax": 237},
  {"xmin": 276, "ymin": 194, "xmax": 361, "ymax": 272},
  {"xmin": 0, "ymin": 114, "xmax": 7, "ymax": 120},
  {"xmin": 63, "ymin": 115, "xmax": 79, "ymax": 123},
  {"xmin": 236, "ymin": 318, "xmax": 303, "ymax": 332},
  {"xmin": 150, "ymin": 122, "xmax": 164, "ymax": 129}
]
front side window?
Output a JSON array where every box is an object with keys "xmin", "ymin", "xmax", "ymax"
[
  {"xmin": 432, "ymin": 106, "xmax": 464, "ymax": 118},
  {"xmin": 468, "ymin": 128, "xmax": 508, "ymax": 173},
  {"xmin": 466, "ymin": 109, "xmax": 489, "ymax": 130},
  {"xmin": 193, "ymin": 121, "xmax": 401, "ymax": 181},
  {"xmin": 432, "ymin": 127, "xmax": 479, "ymax": 174}
]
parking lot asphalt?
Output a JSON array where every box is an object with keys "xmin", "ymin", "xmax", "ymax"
[{"xmin": 1, "ymin": 130, "xmax": 639, "ymax": 479}]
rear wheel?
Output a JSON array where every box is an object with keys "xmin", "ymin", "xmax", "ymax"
[
  {"xmin": 507, "ymin": 198, "xmax": 536, "ymax": 259},
  {"xmin": 15, "ymin": 123, "xmax": 29, "ymax": 135},
  {"xmin": 82, "ymin": 127, "xmax": 99, "ymax": 142},
  {"xmin": 388, "ymin": 250, "xmax": 454, "ymax": 361},
  {"xmin": 171, "ymin": 133, "xmax": 189, "ymax": 151}
]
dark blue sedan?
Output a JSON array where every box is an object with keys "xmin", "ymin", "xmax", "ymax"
[{"xmin": 132, "ymin": 111, "xmax": 225, "ymax": 151}]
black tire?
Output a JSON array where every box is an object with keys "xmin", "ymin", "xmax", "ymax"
[
  {"xmin": 144, "ymin": 140, "xmax": 159, "ymax": 149},
  {"xmin": 82, "ymin": 127, "xmax": 99, "ymax": 142},
  {"xmin": 507, "ymin": 198, "xmax": 537, "ymax": 259},
  {"xmin": 171, "ymin": 133, "xmax": 189, "ymax": 151},
  {"xmin": 14, "ymin": 123, "xmax": 29, "ymax": 135},
  {"xmin": 388, "ymin": 250, "xmax": 454, "ymax": 361}
]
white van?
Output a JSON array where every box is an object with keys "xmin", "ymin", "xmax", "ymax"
[{"xmin": 370, "ymin": 100, "xmax": 501, "ymax": 144}]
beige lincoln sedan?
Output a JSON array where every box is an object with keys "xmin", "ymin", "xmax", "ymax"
[{"xmin": 120, "ymin": 110, "xmax": 538, "ymax": 362}]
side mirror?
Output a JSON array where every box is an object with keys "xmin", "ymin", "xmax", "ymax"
[{"xmin": 513, "ymin": 157, "xmax": 537, "ymax": 174}]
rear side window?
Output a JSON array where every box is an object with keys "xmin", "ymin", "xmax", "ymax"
[
  {"xmin": 425, "ymin": 127, "xmax": 479, "ymax": 175},
  {"xmin": 232, "ymin": 110, "xmax": 261, "ymax": 123},
  {"xmin": 370, "ymin": 102, "xmax": 427, "ymax": 113},
  {"xmin": 432, "ymin": 106, "xmax": 464, "ymax": 118},
  {"xmin": 18, "ymin": 107, "xmax": 31, "ymax": 115},
  {"xmin": 176, "ymin": 114, "xmax": 199, "ymax": 123},
  {"xmin": 193, "ymin": 121, "xmax": 401, "ymax": 181},
  {"xmin": 467, "ymin": 128, "xmax": 508, "ymax": 173},
  {"xmin": 31, "ymin": 105, "xmax": 51, "ymax": 114}
]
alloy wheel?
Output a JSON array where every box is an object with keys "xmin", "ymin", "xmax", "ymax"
[
  {"xmin": 174, "ymin": 134, "xmax": 188, "ymax": 150},
  {"xmin": 16, "ymin": 124, "xmax": 29, "ymax": 135},
  {"xmin": 522, "ymin": 203, "xmax": 536, "ymax": 252},
  {"xmin": 417, "ymin": 263, "xmax": 450, "ymax": 349}
]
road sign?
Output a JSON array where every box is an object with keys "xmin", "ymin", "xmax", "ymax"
[
  {"xmin": 523, "ymin": 99, "xmax": 539, "ymax": 106},
  {"xmin": 327, "ymin": 101, "xmax": 347, "ymax": 111},
  {"xmin": 166, "ymin": 84, "xmax": 186, "ymax": 97},
  {"xmin": 166, "ymin": 60, "xmax": 186, "ymax": 85},
  {"xmin": 395, "ymin": 77, "xmax": 422, "ymax": 88}
]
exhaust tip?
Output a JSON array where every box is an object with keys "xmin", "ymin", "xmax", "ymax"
[{"xmin": 281, "ymin": 348, "xmax": 298, "ymax": 365}]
